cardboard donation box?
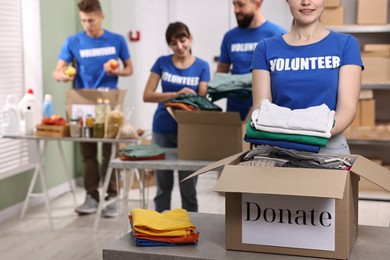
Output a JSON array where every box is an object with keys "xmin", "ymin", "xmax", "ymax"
[
  {"xmin": 357, "ymin": 0, "xmax": 388, "ymax": 24},
  {"xmin": 171, "ymin": 110, "xmax": 243, "ymax": 161},
  {"xmin": 185, "ymin": 152, "xmax": 390, "ymax": 259},
  {"xmin": 65, "ymin": 89, "xmax": 126, "ymax": 121},
  {"xmin": 325, "ymin": 0, "xmax": 341, "ymax": 7},
  {"xmin": 361, "ymin": 53, "xmax": 390, "ymax": 83},
  {"xmin": 322, "ymin": 6, "xmax": 344, "ymax": 26}
]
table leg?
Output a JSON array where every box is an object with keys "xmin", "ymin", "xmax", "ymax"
[
  {"xmin": 93, "ymin": 142, "xmax": 117, "ymax": 231},
  {"xmin": 122, "ymin": 169, "xmax": 132, "ymax": 235},
  {"xmin": 19, "ymin": 165, "xmax": 39, "ymax": 219},
  {"xmin": 56, "ymin": 141, "xmax": 77, "ymax": 206},
  {"xmin": 19, "ymin": 140, "xmax": 53, "ymax": 229}
]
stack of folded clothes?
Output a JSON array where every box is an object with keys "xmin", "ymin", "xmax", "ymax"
[
  {"xmin": 165, "ymin": 94, "xmax": 222, "ymax": 111},
  {"xmin": 118, "ymin": 144, "xmax": 165, "ymax": 161},
  {"xmin": 207, "ymin": 72, "xmax": 252, "ymax": 102},
  {"xmin": 128, "ymin": 208, "xmax": 199, "ymax": 246},
  {"xmin": 245, "ymin": 99, "xmax": 335, "ymax": 153}
]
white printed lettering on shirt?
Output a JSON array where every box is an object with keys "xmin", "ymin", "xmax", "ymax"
[
  {"xmin": 231, "ymin": 42, "xmax": 258, "ymax": 52},
  {"xmin": 269, "ymin": 56, "xmax": 341, "ymax": 72},
  {"xmin": 79, "ymin": 46, "xmax": 116, "ymax": 58},
  {"xmin": 161, "ymin": 71, "xmax": 199, "ymax": 86}
]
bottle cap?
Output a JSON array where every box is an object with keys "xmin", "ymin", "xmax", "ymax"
[
  {"xmin": 27, "ymin": 88, "xmax": 34, "ymax": 94},
  {"xmin": 44, "ymin": 94, "xmax": 52, "ymax": 102},
  {"xmin": 97, "ymin": 98, "xmax": 103, "ymax": 103}
]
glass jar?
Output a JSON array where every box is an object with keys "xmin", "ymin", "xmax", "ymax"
[{"xmin": 70, "ymin": 118, "xmax": 81, "ymax": 138}]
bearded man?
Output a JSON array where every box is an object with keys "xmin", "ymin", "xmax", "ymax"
[{"xmin": 217, "ymin": 0, "xmax": 286, "ymax": 120}]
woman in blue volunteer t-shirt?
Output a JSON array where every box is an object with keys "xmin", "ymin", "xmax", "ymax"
[
  {"xmin": 143, "ymin": 21, "xmax": 211, "ymax": 212},
  {"xmin": 251, "ymin": 0, "xmax": 363, "ymax": 155}
]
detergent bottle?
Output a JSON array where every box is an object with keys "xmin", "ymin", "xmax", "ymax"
[
  {"xmin": 1, "ymin": 95, "xmax": 22, "ymax": 136},
  {"xmin": 42, "ymin": 94, "xmax": 54, "ymax": 118},
  {"xmin": 18, "ymin": 88, "xmax": 42, "ymax": 135}
]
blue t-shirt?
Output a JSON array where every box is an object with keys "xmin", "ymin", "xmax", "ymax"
[
  {"xmin": 251, "ymin": 31, "xmax": 363, "ymax": 110},
  {"xmin": 151, "ymin": 55, "xmax": 211, "ymax": 135},
  {"xmin": 58, "ymin": 30, "xmax": 131, "ymax": 89},
  {"xmin": 219, "ymin": 21, "xmax": 287, "ymax": 119}
]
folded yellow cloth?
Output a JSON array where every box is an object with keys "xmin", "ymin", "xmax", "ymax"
[{"xmin": 129, "ymin": 208, "xmax": 196, "ymax": 237}]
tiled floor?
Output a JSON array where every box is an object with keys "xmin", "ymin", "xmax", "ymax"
[{"xmin": 0, "ymin": 172, "xmax": 389, "ymax": 260}]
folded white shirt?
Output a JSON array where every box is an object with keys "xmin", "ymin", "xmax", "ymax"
[
  {"xmin": 253, "ymin": 99, "xmax": 335, "ymax": 133},
  {"xmin": 251, "ymin": 108, "xmax": 334, "ymax": 138}
]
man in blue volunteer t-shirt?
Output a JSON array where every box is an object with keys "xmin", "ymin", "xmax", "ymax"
[
  {"xmin": 217, "ymin": 0, "xmax": 286, "ymax": 120},
  {"xmin": 52, "ymin": 0, "xmax": 133, "ymax": 218}
]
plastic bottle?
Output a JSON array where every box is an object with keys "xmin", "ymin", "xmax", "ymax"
[
  {"xmin": 42, "ymin": 94, "xmax": 54, "ymax": 118},
  {"xmin": 18, "ymin": 88, "xmax": 42, "ymax": 135},
  {"xmin": 93, "ymin": 98, "xmax": 105, "ymax": 138},
  {"xmin": 103, "ymin": 98, "xmax": 111, "ymax": 137},
  {"xmin": 1, "ymin": 95, "xmax": 22, "ymax": 136}
]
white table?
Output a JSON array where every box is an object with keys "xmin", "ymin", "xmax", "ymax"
[
  {"xmin": 106, "ymin": 148, "xmax": 213, "ymax": 234},
  {"xmin": 3, "ymin": 134, "xmax": 139, "ymax": 230}
]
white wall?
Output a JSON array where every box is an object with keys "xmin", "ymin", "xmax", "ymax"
[{"xmin": 112, "ymin": 0, "xmax": 291, "ymax": 131}]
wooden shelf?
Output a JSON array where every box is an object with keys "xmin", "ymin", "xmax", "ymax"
[
  {"xmin": 327, "ymin": 24, "xmax": 390, "ymax": 33},
  {"xmin": 345, "ymin": 124, "xmax": 390, "ymax": 144},
  {"xmin": 362, "ymin": 83, "xmax": 390, "ymax": 90}
]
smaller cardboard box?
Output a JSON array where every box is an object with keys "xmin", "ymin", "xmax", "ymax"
[
  {"xmin": 322, "ymin": 6, "xmax": 344, "ymax": 26},
  {"xmin": 185, "ymin": 151, "xmax": 390, "ymax": 259},
  {"xmin": 357, "ymin": 0, "xmax": 388, "ymax": 25},
  {"xmin": 363, "ymin": 44, "xmax": 390, "ymax": 56},
  {"xmin": 65, "ymin": 89, "xmax": 126, "ymax": 121},
  {"xmin": 361, "ymin": 54, "xmax": 390, "ymax": 83},
  {"xmin": 360, "ymin": 99, "xmax": 376, "ymax": 127},
  {"xmin": 325, "ymin": 0, "xmax": 341, "ymax": 7},
  {"xmin": 171, "ymin": 110, "xmax": 243, "ymax": 161}
]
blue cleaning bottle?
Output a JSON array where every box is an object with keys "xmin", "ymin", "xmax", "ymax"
[{"xmin": 42, "ymin": 94, "xmax": 54, "ymax": 118}]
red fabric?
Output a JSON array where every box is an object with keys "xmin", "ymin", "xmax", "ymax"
[{"xmin": 165, "ymin": 102, "xmax": 197, "ymax": 111}]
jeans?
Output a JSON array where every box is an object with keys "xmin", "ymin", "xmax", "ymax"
[
  {"xmin": 79, "ymin": 142, "xmax": 117, "ymax": 201},
  {"xmin": 319, "ymin": 133, "xmax": 350, "ymax": 155},
  {"xmin": 152, "ymin": 132, "xmax": 198, "ymax": 213}
]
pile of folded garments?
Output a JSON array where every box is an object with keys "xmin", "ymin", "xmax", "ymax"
[
  {"xmin": 245, "ymin": 99, "xmax": 335, "ymax": 153},
  {"xmin": 128, "ymin": 208, "xmax": 199, "ymax": 246},
  {"xmin": 118, "ymin": 144, "xmax": 165, "ymax": 161},
  {"xmin": 241, "ymin": 145, "xmax": 352, "ymax": 170},
  {"xmin": 207, "ymin": 72, "xmax": 252, "ymax": 102},
  {"xmin": 165, "ymin": 94, "xmax": 222, "ymax": 111}
]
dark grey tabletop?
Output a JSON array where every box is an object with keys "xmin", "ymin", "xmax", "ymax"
[
  {"xmin": 103, "ymin": 212, "xmax": 390, "ymax": 260},
  {"xmin": 109, "ymin": 148, "xmax": 214, "ymax": 171}
]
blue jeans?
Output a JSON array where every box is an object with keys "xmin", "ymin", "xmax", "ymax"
[
  {"xmin": 152, "ymin": 132, "xmax": 198, "ymax": 212},
  {"xmin": 319, "ymin": 133, "xmax": 350, "ymax": 155}
]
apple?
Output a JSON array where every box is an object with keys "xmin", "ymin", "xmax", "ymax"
[
  {"xmin": 108, "ymin": 59, "xmax": 119, "ymax": 70},
  {"xmin": 64, "ymin": 66, "xmax": 76, "ymax": 77}
]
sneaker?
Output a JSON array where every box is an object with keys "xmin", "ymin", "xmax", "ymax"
[
  {"xmin": 103, "ymin": 202, "xmax": 118, "ymax": 218},
  {"xmin": 75, "ymin": 194, "xmax": 98, "ymax": 214}
]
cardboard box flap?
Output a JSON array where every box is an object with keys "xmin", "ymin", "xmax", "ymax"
[
  {"xmin": 182, "ymin": 151, "xmax": 247, "ymax": 181},
  {"xmin": 65, "ymin": 89, "xmax": 126, "ymax": 119},
  {"xmin": 351, "ymin": 155, "xmax": 390, "ymax": 192},
  {"xmin": 174, "ymin": 110, "xmax": 242, "ymax": 126},
  {"xmin": 215, "ymin": 165, "xmax": 348, "ymax": 199}
]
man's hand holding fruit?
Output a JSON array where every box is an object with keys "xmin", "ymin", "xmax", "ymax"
[{"xmin": 104, "ymin": 59, "xmax": 120, "ymax": 76}]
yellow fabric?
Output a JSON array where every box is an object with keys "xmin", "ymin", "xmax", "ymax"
[{"xmin": 129, "ymin": 208, "xmax": 196, "ymax": 237}]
